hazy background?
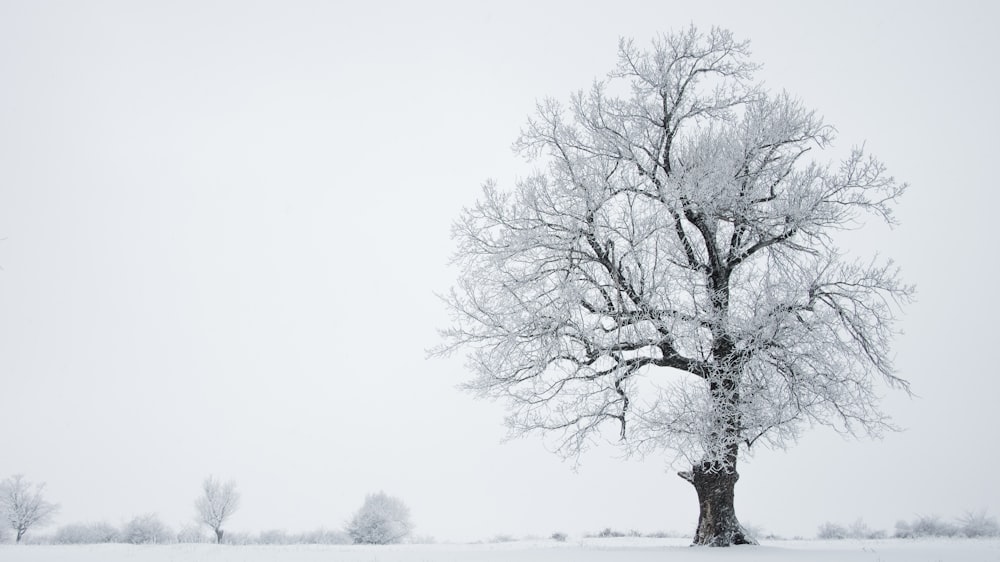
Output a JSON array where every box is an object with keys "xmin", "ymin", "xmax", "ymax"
[{"xmin": 1, "ymin": 0, "xmax": 998, "ymax": 542}]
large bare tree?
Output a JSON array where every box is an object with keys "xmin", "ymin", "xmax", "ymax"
[
  {"xmin": 195, "ymin": 476, "xmax": 240, "ymax": 543},
  {"xmin": 437, "ymin": 26, "xmax": 912, "ymax": 546},
  {"xmin": 0, "ymin": 474, "xmax": 59, "ymax": 544}
]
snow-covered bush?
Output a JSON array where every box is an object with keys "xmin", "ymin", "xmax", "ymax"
[
  {"xmin": 818, "ymin": 519, "xmax": 885, "ymax": 540},
  {"xmin": 895, "ymin": 515, "xmax": 948, "ymax": 538},
  {"xmin": 176, "ymin": 524, "xmax": 209, "ymax": 543},
  {"xmin": 122, "ymin": 513, "xmax": 173, "ymax": 544},
  {"xmin": 644, "ymin": 531, "xmax": 680, "ymax": 539},
  {"xmin": 257, "ymin": 529, "xmax": 292, "ymax": 545},
  {"xmin": 53, "ymin": 522, "xmax": 120, "ymax": 544},
  {"xmin": 221, "ymin": 531, "xmax": 253, "ymax": 545},
  {"xmin": 298, "ymin": 528, "xmax": 352, "ymax": 544},
  {"xmin": 346, "ymin": 492, "xmax": 413, "ymax": 544},
  {"xmin": 816, "ymin": 522, "xmax": 848, "ymax": 539},
  {"xmin": 848, "ymin": 519, "xmax": 886, "ymax": 539},
  {"xmin": 910, "ymin": 515, "xmax": 958, "ymax": 538},
  {"xmin": 957, "ymin": 510, "xmax": 1000, "ymax": 537},
  {"xmin": 551, "ymin": 532, "xmax": 567, "ymax": 542}
]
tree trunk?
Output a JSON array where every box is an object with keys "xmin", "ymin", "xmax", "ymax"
[
  {"xmin": 679, "ymin": 461, "xmax": 756, "ymax": 547},
  {"xmin": 16, "ymin": 528, "xmax": 24, "ymax": 544},
  {"xmin": 215, "ymin": 528, "xmax": 224, "ymax": 544}
]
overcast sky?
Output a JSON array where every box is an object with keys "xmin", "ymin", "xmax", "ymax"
[{"xmin": 1, "ymin": 0, "xmax": 998, "ymax": 542}]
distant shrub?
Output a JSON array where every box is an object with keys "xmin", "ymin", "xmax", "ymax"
[
  {"xmin": 257, "ymin": 529, "xmax": 292, "ymax": 545},
  {"xmin": 550, "ymin": 532, "xmax": 567, "ymax": 542},
  {"xmin": 911, "ymin": 514, "xmax": 958, "ymax": 538},
  {"xmin": 346, "ymin": 492, "xmax": 414, "ymax": 545},
  {"xmin": 816, "ymin": 522, "xmax": 848, "ymax": 540},
  {"xmin": 894, "ymin": 512, "xmax": 997, "ymax": 538},
  {"xmin": 818, "ymin": 519, "xmax": 885, "ymax": 540},
  {"xmin": 957, "ymin": 510, "xmax": 1000, "ymax": 538},
  {"xmin": 848, "ymin": 519, "xmax": 886, "ymax": 540},
  {"xmin": 53, "ymin": 522, "xmax": 120, "ymax": 544},
  {"xmin": 298, "ymin": 528, "xmax": 352, "ymax": 545},
  {"xmin": 866, "ymin": 529, "xmax": 886, "ymax": 539},
  {"xmin": 583, "ymin": 528, "xmax": 685, "ymax": 539},
  {"xmin": 221, "ymin": 531, "xmax": 253, "ymax": 545},
  {"xmin": 490, "ymin": 534, "xmax": 515, "ymax": 543},
  {"xmin": 409, "ymin": 534, "xmax": 436, "ymax": 544},
  {"xmin": 893, "ymin": 515, "xmax": 961, "ymax": 539},
  {"xmin": 122, "ymin": 513, "xmax": 172, "ymax": 544},
  {"xmin": 176, "ymin": 524, "xmax": 208, "ymax": 544},
  {"xmin": 643, "ymin": 530, "xmax": 680, "ymax": 539}
]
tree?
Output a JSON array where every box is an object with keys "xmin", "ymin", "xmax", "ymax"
[
  {"xmin": 346, "ymin": 492, "xmax": 413, "ymax": 544},
  {"xmin": 195, "ymin": 476, "xmax": 240, "ymax": 543},
  {"xmin": 0, "ymin": 474, "xmax": 60, "ymax": 543},
  {"xmin": 53, "ymin": 521, "xmax": 120, "ymax": 544},
  {"xmin": 123, "ymin": 513, "xmax": 172, "ymax": 544},
  {"xmin": 437, "ymin": 26, "xmax": 912, "ymax": 546}
]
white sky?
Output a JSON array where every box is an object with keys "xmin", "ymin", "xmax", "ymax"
[{"xmin": 1, "ymin": 0, "xmax": 998, "ymax": 543}]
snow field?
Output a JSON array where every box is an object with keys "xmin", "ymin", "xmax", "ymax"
[{"xmin": 1, "ymin": 538, "xmax": 999, "ymax": 562}]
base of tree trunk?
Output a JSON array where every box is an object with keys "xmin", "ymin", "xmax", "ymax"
[{"xmin": 679, "ymin": 463, "xmax": 757, "ymax": 547}]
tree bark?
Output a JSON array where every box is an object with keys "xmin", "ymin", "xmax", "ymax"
[
  {"xmin": 215, "ymin": 528, "xmax": 224, "ymax": 544},
  {"xmin": 16, "ymin": 529, "xmax": 24, "ymax": 544},
  {"xmin": 679, "ymin": 461, "xmax": 756, "ymax": 547}
]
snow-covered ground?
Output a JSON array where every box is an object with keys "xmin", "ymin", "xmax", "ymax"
[{"xmin": 1, "ymin": 538, "xmax": 998, "ymax": 561}]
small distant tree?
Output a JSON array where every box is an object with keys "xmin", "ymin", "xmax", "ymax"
[
  {"xmin": 0, "ymin": 474, "xmax": 60, "ymax": 543},
  {"xmin": 195, "ymin": 476, "xmax": 241, "ymax": 543},
  {"xmin": 123, "ymin": 513, "xmax": 172, "ymax": 544},
  {"xmin": 346, "ymin": 492, "xmax": 413, "ymax": 545}
]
